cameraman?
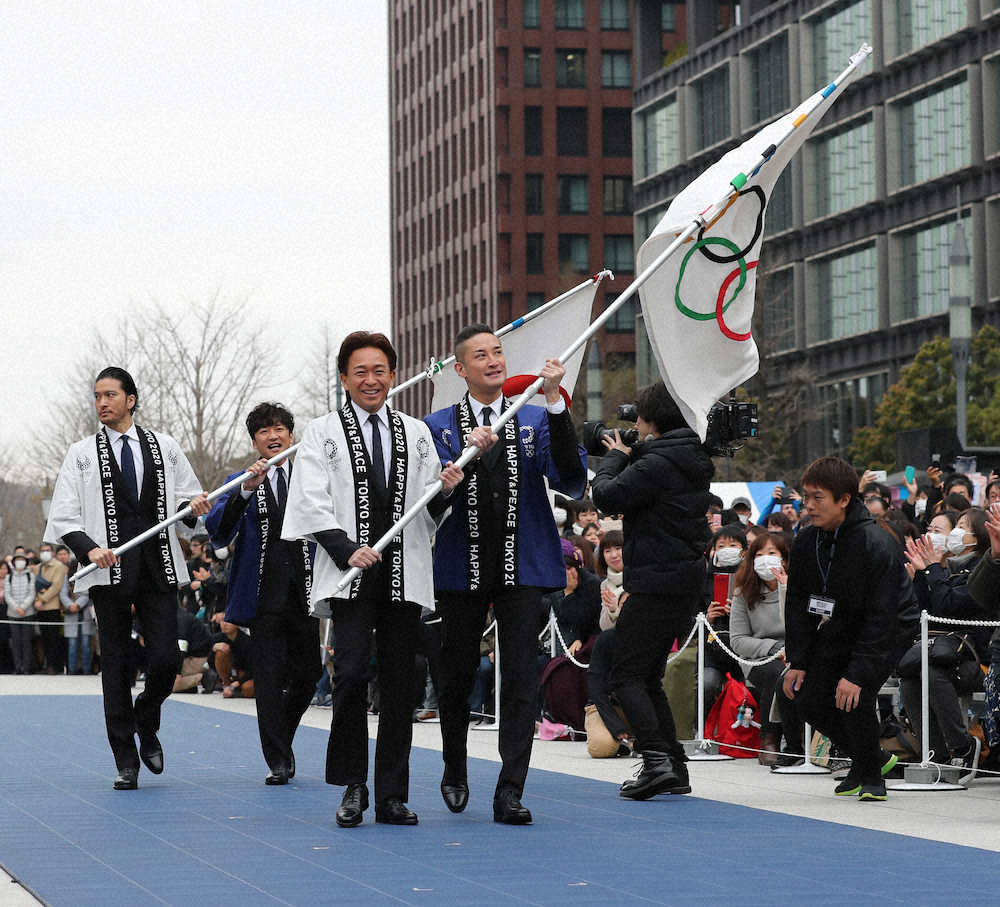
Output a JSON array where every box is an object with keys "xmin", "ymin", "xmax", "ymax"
[{"xmin": 591, "ymin": 382, "xmax": 714, "ymax": 800}]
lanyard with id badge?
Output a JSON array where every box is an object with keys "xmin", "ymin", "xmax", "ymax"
[{"xmin": 809, "ymin": 532, "xmax": 837, "ymax": 624}]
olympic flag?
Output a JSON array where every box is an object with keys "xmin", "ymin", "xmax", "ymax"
[{"xmin": 637, "ymin": 46, "xmax": 871, "ymax": 441}]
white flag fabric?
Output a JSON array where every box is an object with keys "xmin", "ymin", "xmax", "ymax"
[
  {"xmin": 637, "ymin": 47, "xmax": 870, "ymax": 440},
  {"xmin": 430, "ymin": 279, "xmax": 601, "ymax": 411}
]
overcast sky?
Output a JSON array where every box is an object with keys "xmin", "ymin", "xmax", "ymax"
[{"xmin": 1, "ymin": 2, "xmax": 391, "ymax": 455}]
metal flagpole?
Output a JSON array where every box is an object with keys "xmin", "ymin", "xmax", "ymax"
[
  {"xmin": 69, "ymin": 274, "xmax": 611, "ymax": 585},
  {"xmin": 336, "ymin": 45, "xmax": 874, "ymax": 591}
]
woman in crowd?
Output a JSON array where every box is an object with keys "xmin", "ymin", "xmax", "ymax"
[
  {"xmin": 5, "ymin": 553, "xmax": 36, "ymax": 674},
  {"xmin": 581, "ymin": 522, "xmax": 603, "ymax": 552},
  {"xmin": 702, "ymin": 526, "xmax": 748, "ymax": 708},
  {"xmin": 585, "ymin": 531, "xmax": 632, "ymax": 756},
  {"xmin": 969, "ymin": 505, "xmax": 1000, "ymax": 763},
  {"xmin": 902, "ymin": 507, "xmax": 994, "ymax": 777},
  {"xmin": 764, "ymin": 512, "xmax": 794, "ymax": 534},
  {"xmin": 729, "ymin": 532, "xmax": 802, "ymax": 767}
]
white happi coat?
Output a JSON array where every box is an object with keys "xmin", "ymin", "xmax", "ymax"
[
  {"xmin": 280, "ymin": 405, "xmax": 441, "ymax": 616},
  {"xmin": 44, "ymin": 428, "xmax": 203, "ymax": 593}
]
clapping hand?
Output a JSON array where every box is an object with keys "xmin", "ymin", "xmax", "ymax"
[
  {"xmin": 771, "ymin": 565, "xmax": 788, "ymax": 586},
  {"xmin": 986, "ymin": 504, "xmax": 1000, "ymax": 559},
  {"xmin": 905, "ymin": 534, "xmax": 938, "ymax": 571}
]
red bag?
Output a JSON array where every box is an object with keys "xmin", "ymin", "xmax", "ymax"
[{"xmin": 704, "ymin": 672, "xmax": 761, "ymax": 758}]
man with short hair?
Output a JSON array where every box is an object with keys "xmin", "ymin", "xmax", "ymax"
[
  {"xmin": 282, "ymin": 332, "xmax": 464, "ymax": 828},
  {"xmin": 425, "ymin": 323, "xmax": 587, "ymax": 824},
  {"xmin": 943, "ymin": 473, "xmax": 974, "ymax": 503},
  {"xmin": 783, "ymin": 456, "xmax": 904, "ymax": 802},
  {"xmin": 861, "ymin": 483, "xmax": 890, "ymax": 518},
  {"xmin": 207, "ymin": 401, "xmax": 321, "ymax": 785},
  {"xmin": 44, "ymin": 366, "xmax": 210, "ymax": 789},
  {"xmin": 34, "ymin": 542, "xmax": 68, "ymax": 674}
]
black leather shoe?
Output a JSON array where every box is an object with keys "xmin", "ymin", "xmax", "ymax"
[
  {"xmin": 335, "ymin": 783, "xmax": 369, "ymax": 828},
  {"xmin": 619, "ymin": 751, "xmax": 690, "ymax": 800},
  {"xmin": 265, "ymin": 765, "xmax": 289, "ymax": 786},
  {"xmin": 288, "ymin": 751, "xmax": 295, "ymax": 779},
  {"xmin": 441, "ymin": 774, "xmax": 469, "ymax": 813},
  {"xmin": 493, "ymin": 789, "xmax": 532, "ymax": 825},
  {"xmin": 375, "ymin": 798, "xmax": 418, "ymax": 825},
  {"xmin": 138, "ymin": 733, "xmax": 164, "ymax": 775},
  {"xmin": 113, "ymin": 767, "xmax": 138, "ymax": 790}
]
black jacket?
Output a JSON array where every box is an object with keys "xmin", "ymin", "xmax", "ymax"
[
  {"xmin": 554, "ymin": 567, "xmax": 602, "ymax": 644},
  {"xmin": 913, "ymin": 554, "xmax": 993, "ymax": 656},
  {"xmin": 785, "ymin": 499, "xmax": 906, "ymax": 689},
  {"xmin": 591, "ymin": 428, "xmax": 714, "ymax": 598}
]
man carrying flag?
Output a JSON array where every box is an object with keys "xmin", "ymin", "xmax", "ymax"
[{"xmin": 425, "ymin": 324, "xmax": 587, "ymax": 824}]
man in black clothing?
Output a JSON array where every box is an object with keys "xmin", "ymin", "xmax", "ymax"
[
  {"xmin": 783, "ymin": 456, "xmax": 904, "ymax": 802},
  {"xmin": 591, "ymin": 382, "xmax": 713, "ymax": 800},
  {"xmin": 206, "ymin": 402, "xmax": 321, "ymax": 785}
]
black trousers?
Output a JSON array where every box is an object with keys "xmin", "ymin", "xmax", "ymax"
[
  {"xmin": 327, "ymin": 579, "xmax": 420, "ymax": 803},
  {"xmin": 588, "ymin": 628, "xmax": 629, "ymax": 740},
  {"xmin": 437, "ymin": 585, "xmax": 542, "ymax": 798},
  {"xmin": 793, "ymin": 656, "xmax": 886, "ymax": 782},
  {"xmin": 609, "ymin": 592, "xmax": 694, "ymax": 760},
  {"xmin": 91, "ymin": 580, "xmax": 178, "ymax": 771},
  {"xmin": 36, "ymin": 609, "xmax": 64, "ymax": 671},
  {"xmin": 250, "ymin": 609, "xmax": 322, "ymax": 772}
]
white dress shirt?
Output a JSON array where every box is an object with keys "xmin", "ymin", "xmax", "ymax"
[
  {"xmin": 352, "ymin": 400, "xmax": 391, "ymax": 485},
  {"xmin": 104, "ymin": 423, "xmax": 144, "ymax": 492},
  {"xmin": 240, "ymin": 462, "xmax": 290, "ymax": 502},
  {"xmin": 468, "ymin": 392, "xmax": 566, "ymax": 427}
]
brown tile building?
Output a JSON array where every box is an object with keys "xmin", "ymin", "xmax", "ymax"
[{"xmin": 389, "ymin": 0, "xmax": 684, "ymax": 419}]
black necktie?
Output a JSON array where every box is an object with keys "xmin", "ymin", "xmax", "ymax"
[
  {"xmin": 120, "ymin": 436, "xmax": 139, "ymax": 503},
  {"xmin": 276, "ymin": 466, "xmax": 288, "ymax": 515},
  {"xmin": 368, "ymin": 414, "xmax": 388, "ymax": 499},
  {"xmin": 481, "ymin": 406, "xmax": 493, "ymax": 427}
]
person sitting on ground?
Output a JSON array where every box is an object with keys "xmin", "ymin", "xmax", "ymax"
[
  {"xmin": 174, "ymin": 605, "xmax": 214, "ymax": 693},
  {"xmin": 729, "ymin": 532, "xmax": 802, "ymax": 766},
  {"xmin": 901, "ymin": 508, "xmax": 993, "ymax": 779},
  {"xmin": 557, "ymin": 551, "xmax": 602, "ymax": 658},
  {"xmin": 212, "ymin": 620, "xmax": 254, "ymax": 698},
  {"xmin": 597, "ymin": 530, "xmax": 626, "ymax": 631},
  {"xmin": 568, "ymin": 534, "xmax": 597, "ymax": 573}
]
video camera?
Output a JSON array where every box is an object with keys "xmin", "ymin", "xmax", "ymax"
[{"xmin": 582, "ymin": 393, "xmax": 758, "ymax": 459}]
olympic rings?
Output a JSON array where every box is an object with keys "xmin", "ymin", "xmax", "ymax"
[
  {"xmin": 675, "ymin": 237, "xmax": 745, "ymax": 321},
  {"xmin": 716, "ymin": 261, "xmax": 758, "ymax": 341},
  {"xmin": 697, "ymin": 186, "xmax": 766, "ymax": 264}
]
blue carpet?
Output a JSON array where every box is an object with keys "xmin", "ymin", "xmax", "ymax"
[{"xmin": 1, "ymin": 696, "xmax": 999, "ymax": 906}]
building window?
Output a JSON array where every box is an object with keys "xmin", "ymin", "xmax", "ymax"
[
  {"xmin": 809, "ymin": 244, "xmax": 878, "ymax": 343},
  {"xmin": 810, "ymin": 116, "xmax": 876, "ymax": 218},
  {"xmin": 637, "ymin": 203, "xmax": 668, "ymax": 243},
  {"xmin": 526, "ymin": 292, "xmax": 546, "ymax": 311},
  {"xmin": 604, "ymin": 235, "xmax": 634, "ymax": 272},
  {"xmin": 557, "ymin": 175, "xmax": 589, "ymax": 214},
  {"xmin": 526, "ymin": 233, "xmax": 544, "ymax": 274},
  {"xmin": 895, "ymin": 212, "xmax": 974, "ymax": 322},
  {"xmin": 556, "ymin": 0, "xmax": 585, "ymax": 29},
  {"xmin": 695, "ymin": 67, "xmax": 731, "ymax": 151},
  {"xmin": 557, "ymin": 107, "xmax": 588, "ymax": 155},
  {"xmin": 817, "ymin": 372, "xmax": 889, "ymax": 455},
  {"xmin": 661, "ymin": 1, "xmax": 679, "ymax": 32},
  {"xmin": 765, "ymin": 168, "xmax": 793, "ymax": 235},
  {"xmin": 602, "ymin": 107, "xmax": 632, "ymax": 157},
  {"xmin": 523, "ymin": 0, "xmax": 540, "ymax": 29},
  {"xmin": 603, "ymin": 176, "xmax": 633, "ymax": 215},
  {"xmin": 761, "ymin": 268, "xmax": 795, "ymax": 353},
  {"xmin": 749, "ymin": 33, "xmax": 789, "ymax": 124},
  {"xmin": 525, "ymin": 106, "xmax": 542, "ymax": 155},
  {"xmin": 601, "ymin": 51, "xmax": 631, "ymax": 88},
  {"xmin": 810, "ymin": 1, "xmax": 871, "ymax": 86},
  {"xmin": 587, "ymin": 343, "xmax": 603, "ymax": 420},
  {"xmin": 525, "ymin": 174, "xmax": 543, "ymax": 214},
  {"xmin": 638, "ymin": 98, "xmax": 679, "ymax": 177},
  {"xmin": 895, "ymin": 0, "xmax": 965, "ymax": 56},
  {"xmin": 897, "ymin": 77, "xmax": 969, "ymax": 186},
  {"xmin": 556, "ymin": 50, "xmax": 586, "ymax": 87},
  {"xmin": 604, "ymin": 293, "xmax": 636, "ymax": 333},
  {"xmin": 601, "ymin": 0, "xmax": 629, "ymax": 29},
  {"xmin": 558, "ymin": 234, "xmax": 590, "ymax": 272},
  {"xmin": 523, "ymin": 48, "xmax": 541, "ymax": 87}
]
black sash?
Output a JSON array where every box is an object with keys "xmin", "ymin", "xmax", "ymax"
[
  {"xmin": 94, "ymin": 426, "xmax": 174, "ymax": 587},
  {"xmin": 456, "ymin": 394, "xmax": 520, "ymax": 591},
  {"xmin": 255, "ymin": 479, "xmax": 312, "ymax": 604},
  {"xmin": 339, "ymin": 402, "xmax": 408, "ymax": 603}
]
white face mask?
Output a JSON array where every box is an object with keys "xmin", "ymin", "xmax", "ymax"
[
  {"xmin": 552, "ymin": 507, "xmax": 567, "ymax": 528},
  {"xmin": 214, "ymin": 547, "xmax": 229, "ymax": 561},
  {"xmin": 947, "ymin": 527, "xmax": 970, "ymax": 555},
  {"xmin": 914, "ymin": 498, "xmax": 927, "ymax": 517},
  {"xmin": 754, "ymin": 554, "xmax": 783, "ymax": 581},
  {"xmin": 13, "ymin": 559, "xmax": 27, "ymax": 571},
  {"xmin": 737, "ymin": 513, "xmax": 749, "ymax": 526},
  {"xmin": 39, "ymin": 551, "xmax": 52, "ymax": 563},
  {"xmin": 713, "ymin": 546, "xmax": 742, "ymax": 568},
  {"xmin": 927, "ymin": 532, "xmax": 947, "ymax": 554}
]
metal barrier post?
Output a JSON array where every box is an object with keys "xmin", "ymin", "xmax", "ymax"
[
  {"xmin": 771, "ymin": 721, "xmax": 830, "ymax": 774},
  {"xmin": 687, "ymin": 614, "xmax": 731, "ymax": 761}
]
